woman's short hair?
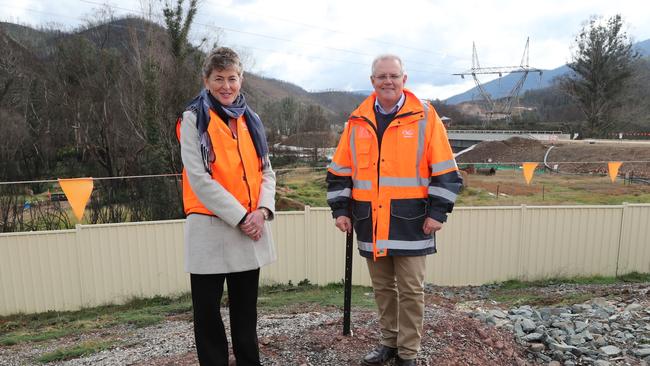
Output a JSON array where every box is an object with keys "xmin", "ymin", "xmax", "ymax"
[{"xmin": 202, "ymin": 47, "xmax": 243, "ymax": 78}]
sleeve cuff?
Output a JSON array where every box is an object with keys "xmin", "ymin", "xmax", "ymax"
[
  {"xmin": 332, "ymin": 208, "xmax": 349, "ymax": 219},
  {"xmin": 237, "ymin": 212, "xmax": 248, "ymax": 226},
  {"xmin": 429, "ymin": 209, "xmax": 448, "ymax": 223},
  {"xmin": 259, "ymin": 206, "xmax": 274, "ymax": 221}
]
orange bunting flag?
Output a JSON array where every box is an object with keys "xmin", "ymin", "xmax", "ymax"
[
  {"xmin": 607, "ymin": 162, "xmax": 622, "ymax": 183},
  {"xmin": 522, "ymin": 162, "xmax": 538, "ymax": 185},
  {"xmin": 58, "ymin": 178, "xmax": 94, "ymax": 221}
]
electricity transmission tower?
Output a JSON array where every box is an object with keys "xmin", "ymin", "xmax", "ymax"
[{"xmin": 453, "ymin": 37, "xmax": 542, "ymax": 126}]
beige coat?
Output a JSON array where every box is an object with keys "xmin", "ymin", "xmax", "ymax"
[{"xmin": 180, "ymin": 111, "xmax": 277, "ymax": 274}]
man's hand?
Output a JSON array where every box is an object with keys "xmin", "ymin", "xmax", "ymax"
[
  {"xmin": 335, "ymin": 216, "xmax": 352, "ymax": 234},
  {"xmin": 423, "ymin": 217, "xmax": 442, "ymax": 235}
]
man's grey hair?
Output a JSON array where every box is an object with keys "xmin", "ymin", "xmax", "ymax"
[{"xmin": 371, "ymin": 54, "xmax": 404, "ymax": 76}]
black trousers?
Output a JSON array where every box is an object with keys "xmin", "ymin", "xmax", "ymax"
[{"xmin": 190, "ymin": 268, "xmax": 262, "ymax": 366}]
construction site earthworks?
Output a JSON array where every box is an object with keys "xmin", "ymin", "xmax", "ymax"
[{"xmin": 454, "ymin": 137, "xmax": 650, "ymax": 206}]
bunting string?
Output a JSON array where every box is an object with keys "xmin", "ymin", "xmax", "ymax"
[{"xmin": 1, "ymin": 160, "xmax": 650, "ymax": 186}]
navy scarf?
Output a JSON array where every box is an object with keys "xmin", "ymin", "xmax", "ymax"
[{"xmin": 185, "ymin": 89, "xmax": 269, "ymax": 173}]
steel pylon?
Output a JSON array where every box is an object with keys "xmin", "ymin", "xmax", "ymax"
[{"xmin": 453, "ymin": 37, "xmax": 542, "ymax": 126}]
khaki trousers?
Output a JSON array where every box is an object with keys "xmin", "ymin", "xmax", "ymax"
[{"xmin": 366, "ymin": 256, "xmax": 426, "ymax": 360}]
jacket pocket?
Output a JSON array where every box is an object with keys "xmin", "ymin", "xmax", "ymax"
[
  {"xmin": 356, "ymin": 138, "xmax": 372, "ymax": 169},
  {"xmin": 352, "ymin": 200, "xmax": 373, "ymax": 243},
  {"xmin": 388, "ymin": 198, "xmax": 430, "ymax": 241},
  {"xmin": 390, "ymin": 198, "xmax": 427, "ymax": 220}
]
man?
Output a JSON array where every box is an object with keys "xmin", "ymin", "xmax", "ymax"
[{"xmin": 327, "ymin": 54, "xmax": 462, "ymax": 366}]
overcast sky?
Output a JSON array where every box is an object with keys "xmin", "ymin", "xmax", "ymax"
[{"xmin": 4, "ymin": 0, "xmax": 650, "ymax": 99}]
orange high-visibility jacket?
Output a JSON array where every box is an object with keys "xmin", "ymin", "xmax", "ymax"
[
  {"xmin": 178, "ymin": 109, "xmax": 263, "ymax": 217},
  {"xmin": 326, "ymin": 89, "xmax": 463, "ymax": 259}
]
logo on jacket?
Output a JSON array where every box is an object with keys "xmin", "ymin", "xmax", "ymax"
[{"xmin": 401, "ymin": 129, "xmax": 415, "ymax": 138}]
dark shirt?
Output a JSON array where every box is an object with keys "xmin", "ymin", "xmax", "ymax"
[{"xmin": 375, "ymin": 109, "xmax": 397, "ymax": 149}]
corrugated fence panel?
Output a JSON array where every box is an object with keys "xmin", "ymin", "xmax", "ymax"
[
  {"xmin": 262, "ymin": 208, "xmax": 372, "ymax": 286},
  {"xmin": 618, "ymin": 204, "xmax": 650, "ymax": 274},
  {"xmin": 304, "ymin": 208, "xmax": 373, "ymax": 287},
  {"xmin": 75, "ymin": 220, "xmax": 187, "ymax": 308},
  {"xmin": 262, "ymin": 211, "xmax": 307, "ymax": 285},
  {"xmin": 0, "ymin": 230, "xmax": 80, "ymax": 314},
  {"xmin": 521, "ymin": 206, "xmax": 622, "ymax": 280},
  {"xmin": 305, "ymin": 208, "xmax": 343, "ymax": 285},
  {"xmin": 429, "ymin": 207, "xmax": 523, "ymax": 286}
]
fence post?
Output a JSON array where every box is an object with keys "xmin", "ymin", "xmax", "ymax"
[
  {"xmin": 74, "ymin": 224, "xmax": 86, "ymax": 309},
  {"xmin": 304, "ymin": 205, "xmax": 311, "ymax": 282},
  {"xmin": 517, "ymin": 205, "xmax": 528, "ymax": 281},
  {"xmin": 615, "ymin": 203, "xmax": 628, "ymax": 277}
]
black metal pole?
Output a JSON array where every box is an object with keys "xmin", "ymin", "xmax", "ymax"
[{"xmin": 343, "ymin": 227, "xmax": 354, "ymax": 336}]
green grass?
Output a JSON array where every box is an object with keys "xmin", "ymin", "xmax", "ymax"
[
  {"xmin": 456, "ymin": 171, "xmax": 650, "ymax": 206},
  {"xmin": 0, "ymin": 295, "xmax": 193, "ymax": 346},
  {"xmin": 456, "ymin": 187, "xmax": 500, "ymax": 205},
  {"xmin": 488, "ymin": 272, "xmax": 650, "ymax": 306},
  {"xmin": 37, "ymin": 340, "xmax": 116, "ymax": 363},
  {"xmin": 283, "ymin": 177, "xmax": 328, "ymax": 207},
  {"xmin": 0, "ymin": 328, "xmax": 78, "ymax": 346},
  {"xmin": 258, "ymin": 282, "xmax": 375, "ymax": 309},
  {"xmin": 496, "ymin": 272, "xmax": 650, "ymax": 290}
]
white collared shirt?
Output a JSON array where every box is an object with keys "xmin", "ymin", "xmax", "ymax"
[{"xmin": 374, "ymin": 93, "xmax": 405, "ymax": 115}]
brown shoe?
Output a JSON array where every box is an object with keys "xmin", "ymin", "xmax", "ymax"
[
  {"xmin": 361, "ymin": 345, "xmax": 397, "ymax": 365},
  {"xmin": 395, "ymin": 355, "xmax": 416, "ymax": 366}
]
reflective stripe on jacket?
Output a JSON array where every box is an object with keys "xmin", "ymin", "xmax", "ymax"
[
  {"xmin": 326, "ymin": 89, "xmax": 463, "ymax": 259},
  {"xmin": 178, "ymin": 109, "xmax": 262, "ymax": 217}
]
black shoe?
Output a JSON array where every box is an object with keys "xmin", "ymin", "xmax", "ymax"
[
  {"xmin": 361, "ymin": 345, "xmax": 397, "ymax": 365},
  {"xmin": 395, "ymin": 356, "xmax": 417, "ymax": 366},
  {"xmin": 395, "ymin": 355, "xmax": 416, "ymax": 366}
]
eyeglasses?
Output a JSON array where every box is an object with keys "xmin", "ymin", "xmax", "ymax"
[
  {"xmin": 211, "ymin": 76, "xmax": 241, "ymax": 86},
  {"xmin": 373, "ymin": 73, "xmax": 403, "ymax": 81}
]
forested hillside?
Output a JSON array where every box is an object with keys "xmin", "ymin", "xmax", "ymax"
[
  {"xmin": 0, "ymin": 16, "xmax": 364, "ymax": 229},
  {"xmin": 0, "ymin": 17, "xmax": 364, "ymax": 181}
]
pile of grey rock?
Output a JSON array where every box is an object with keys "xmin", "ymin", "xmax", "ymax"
[{"xmin": 473, "ymin": 298, "xmax": 650, "ymax": 365}]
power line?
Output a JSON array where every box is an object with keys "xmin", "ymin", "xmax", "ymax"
[
  {"xmin": 74, "ymin": 0, "xmax": 456, "ymax": 71},
  {"xmin": 240, "ymin": 44, "xmax": 449, "ymax": 75},
  {"xmin": 200, "ymin": 0, "xmax": 464, "ymax": 61}
]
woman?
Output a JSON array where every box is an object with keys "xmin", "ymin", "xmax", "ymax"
[{"xmin": 178, "ymin": 47, "xmax": 276, "ymax": 366}]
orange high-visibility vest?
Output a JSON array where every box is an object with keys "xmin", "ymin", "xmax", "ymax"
[
  {"xmin": 327, "ymin": 89, "xmax": 462, "ymax": 259},
  {"xmin": 179, "ymin": 109, "xmax": 262, "ymax": 216}
]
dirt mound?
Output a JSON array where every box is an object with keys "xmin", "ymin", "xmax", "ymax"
[
  {"xmin": 458, "ymin": 137, "xmax": 549, "ymax": 164},
  {"xmin": 137, "ymin": 301, "xmax": 529, "ymax": 366},
  {"xmin": 547, "ymin": 143, "xmax": 650, "ymax": 177}
]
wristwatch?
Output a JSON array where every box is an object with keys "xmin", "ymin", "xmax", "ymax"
[{"xmin": 260, "ymin": 207, "xmax": 270, "ymax": 221}]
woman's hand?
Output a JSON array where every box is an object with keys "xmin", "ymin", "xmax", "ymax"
[{"xmin": 239, "ymin": 210, "xmax": 265, "ymax": 241}]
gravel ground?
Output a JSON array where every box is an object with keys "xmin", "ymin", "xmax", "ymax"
[{"xmin": 2, "ymin": 283, "xmax": 649, "ymax": 366}]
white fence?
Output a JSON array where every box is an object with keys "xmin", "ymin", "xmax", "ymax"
[{"xmin": 1, "ymin": 204, "xmax": 649, "ymax": 316}]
